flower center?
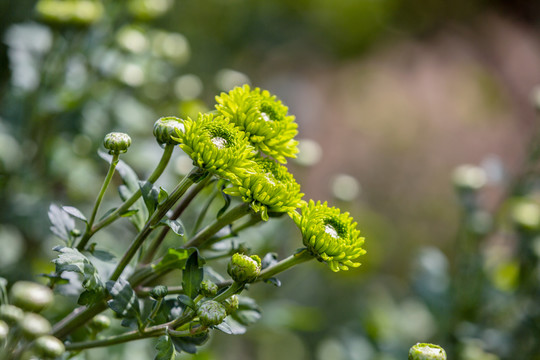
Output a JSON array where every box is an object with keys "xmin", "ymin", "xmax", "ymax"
[
  {"xmin": 261, "ymin": 112, "xmax": 271, "ymax": 122},
  {"xmin": 260, "ymin": 103, "xmax": 281, "ymax": 122},
  {"xmin": 324, "ymin": 218, "xmax": 347, "ymax": 239},
  {"xmin": 211, "ymin": 136, "xmax": 228, "ymax": 149},
  {"xmin": 324, "ymin": 224, "xmax": 339, "ymax": 238}
]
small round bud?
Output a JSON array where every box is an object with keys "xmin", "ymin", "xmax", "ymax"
[
  {"xmin": 227, "ymin": 253, "xmax": 261, "ymax": 283},
  {"xmin": 89, "ymin": 314, "xmax": 110, "ymax": 332},
  {"xmin": 222, "ymin": 295, "xmax": 239, "ymax": 315},
  {"xmin": 153, "ymin": 116, "xmax": 185, "ymax": 145},
  {"xmin": 409, "ymin": 343, "xmax": 447, "ymax": 360},
  {"xmin": 70, "ymin": 229, "xmax": 81, "ymax": 237},
  {"xmin": 197, "ymin": 301, "xmax": 227, "ymax": 327},
  {"xmin": 10, "ymin": 281, "xmax": 54, "ymax": 313},
  {"xmin": 20, "ymin": 313, "xmax": 51, "ymax": 340},
  {"xmin": 150, "ymin": 285, "xmax": 169, "ymax": 300},
  {"xmin": 103, "ymin": 132, "xmax": 131, "ymax": 154},
  {"xmin": 0, "ymin": 320, "xmax": 9, "ymax": 341},
  {"xmin": 33, "ymin": 335, "xmax": 65, "ymax": 358},
  {"xmin": 0, "ymin": 304, "xmax": 24, "ymax": 325},
  {"xmin": 200, "ymin": 280, "xmax": 218, "ymax": 297}
]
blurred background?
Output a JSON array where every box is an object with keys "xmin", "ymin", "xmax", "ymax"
[{"xmin": 2, "ymin": 0, "xmax": 540, "ymax": 359}]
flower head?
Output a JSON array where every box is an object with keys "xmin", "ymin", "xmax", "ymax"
[
  {"xmin": 103, "ymin": 132, "xmax": 131, "ymax": 155},
  {"xmin": 292, "ymin": 200, "xmax": 366, "ymax": 272},
  {"xmin": 215, "ymin": 85, "xmax": 299, "ymax": 164},
  {"xmin": 228, "ymin": 253, "xmax": 262, "ymax": 283},
  {"xmin": 173, "ymin": 113, "xmax": 254, "ymax": 182},
  {"xmin": 224, "ymin": 157, "xmax": 303, "ymax": 221},
  {"xmin": 197, "ymin": 301, "xmax": 227, "ymax": 327},
  {"xmin": 153, "ymin": 116, "xmax": 184, "ymax": 145}
]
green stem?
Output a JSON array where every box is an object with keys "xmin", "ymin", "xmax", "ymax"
[
  {"xmin": 137, "ymin": 281, "xmax": 232, "ymax": 297},
  {"xmin": 211, "ymin": 214, "xmax": 263, "ymax": 243},
  {"xmin": 77, "ymin": 144, "xmax": 175, "ymax": 250},
  {"xmin": 257, "ymin": 249, "xmax": 313, "ymax": 281},
  {"xmin": 183, "ymin": 202, "xmax": 252, "ymax": 249},
  {"xmin": 191, "ymin": 187, "xmax": 219, "ymax": 236},
  {"xmin": 110, "ymin": 167, "xmax": 208, "ymax": 281},
  {"xmin": 142, "ymin": 176, "xmax": 213, "ymax": 265},
  {"xmin": 52, "ymin": 302, "xmax": 107, "ymax": 339},
  {"xmin": 77, "ymin": 153, "xmax": 119, "ymax": 250},
  {"xmin": 213, "ymin": 282, "xmax": 244, "ymax": 302},
  {"xmin": 143, "ymin": 298, "xmax": 163, "ymax": 329}
]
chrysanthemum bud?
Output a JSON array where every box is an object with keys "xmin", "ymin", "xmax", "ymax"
[
  {"xmin": 149, "ymin": 285, "xmax": 168, "ymax": 300},
  {"xmin": 228, "ymin": 253, "xmax": 261, "ymax": 283},
  {"xmin": 222, "ymin": 295, "xmax": 239, "ymax": 315},
  {"xmin": 153, "ymin": 117, "xmax": 184, "ymax": 145},
  {"xmin": 197, "ymin": 300, "xmax": 227, "ymax": 327},
  {"xmin": 200, "ymin": 280, "xmax": 218, "ymax": 297},
  {"xmin": 89, "ymin": 314, "xmax": 110, "ymax": 332},
  {"xmin": 0, "ymin": 320, "xmax": 9, "ymax": 342},
  {"xmin": 293, "ymin": 200, "xmax": 366, "ymax": 272},
  {"xmin": 33, "ymin": 335, "xmax": 65, "ymax": 358},
  {"xmin": 20, "ymin": 313, "xmax": 51, "ymax": 340},
  {"xmin": 103, "ymin": 132, "xmax": 131, "ymax": 155},
  {"xmin": 10, "ymin": 281, "xmax": 54, "ymax": 313},
  {"xmin": 0, "ymin": 304, "xmax": 24, "ymax": 325},
  {"xmin": 408, "ymin": 343, "xmax": 447, "ymax": 360}
]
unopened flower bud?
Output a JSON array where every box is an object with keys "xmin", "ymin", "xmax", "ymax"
[
  {"xmin": 103, "ymin": 132, "xmax": 131, "ymax": 154},
  {"xmin": 10, "ymin": 281, "xmax": 54, "ymax": 313},
  {"xmin": 409, "ymin": 343, "xmax": 447, "ymax": 360},
  {"xmin": 33, "ymin": 335, "xmax": 65, "ymax": 358},
  {"xmin": 228, "ymin": 253, "xmax": 261, "ymax": 283},
  {"xmin": 149, "ymin": 285, "xmax": 168, "ymax": 300},
  {"xmin": 0, "ymin": 304, "xmax": 24, "ymax": 325},
  {"xmin": 222, "ymin": 295, "xmax": 239, "ymax": 315},
  {"xmin": 89, "ymin": 314, "xmax": 110, "ymax": 332},
  {"xmin": 20, "ymin": 313, "xmax": 51, "ymax": 340},
  {"xmin": 197, "ymin": 300, "xmax": 227, "ymax": 327},
  {"xmin": 153, "ymin": 116, "xmax": 184, "ymax": 145},
  {"xmin": 0, "ymin": 320, "xmax": 9, "ymax": 341},
  {"xmin": 200, "ymin": 280, "xmax": 218, "ymax": 297}
]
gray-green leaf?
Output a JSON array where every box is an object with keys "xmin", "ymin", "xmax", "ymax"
[
  {"xmin": 155, "ymin": 335, "xmax": 176, "ymax": 360},
  {"xmin": 106, "ymin": 278, "xmax": 141, "ymax": 321}
]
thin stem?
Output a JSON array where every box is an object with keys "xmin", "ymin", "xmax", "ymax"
[
  {"xmin": 183, "ymin": 202, "xmax": 252, "ymax": 249},
  {"xmin": 211, "ymin": 214, "xmax": 263, "ymax": 243},
  {"xmin": 52, "ymin": 302, "xmax": 107, "ymax": 339},
  {"xmin": 110, "ymin": 167, "xmax": 208, "ymax": 281},
  {"xmin": 137, "ymin": 281, "xmax": 232, "ymax": 297},
  {"xmin": 256, "ymin": 249, "xmax": 313, "ymax": 281},
  {"xmin": 143, "ymin": 298, "xmax": 163, "ymax": 329},
  {"xmin": 191, "ymin": 187, "xmax": 219, "ymax": 236},
  {"xmin": 213, "ymin": 282, "xmax": 244, "ymax": 302},
  {"xmin": 77, "ymin": 144, "xmax": 175, "ymax": 250},
  {"xmin": 142, "ymin": 176, "xmax": 214, "ymax": 265},
  {"xmin": 77, "ymin": 153, "xmax": 119, "ymax": 250}
]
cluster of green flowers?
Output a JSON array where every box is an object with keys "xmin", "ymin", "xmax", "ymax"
[{"xmin": 166, "ymin": 85, "xmax": 366, "ymax": 272}]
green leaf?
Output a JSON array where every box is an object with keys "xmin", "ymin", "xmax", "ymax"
[
  {"xmin": 49, "ymin": 204, "xmax": 75, "ymax": 242},
  {"xmin": 53, "ymin": 246, "xmax": 103, "ymax": 292},
  {"xmin": 232, "ymin": 296, "xmax": 262, "ymax": 326},
  {"xmin": 78, "ymin": 289, "xmax": 104, "ymax": 306},
  {"xmin": 106, "ymin": 278, "xmax": 141, "ymax": 322},
  {"xmin": 158, "ymin": 187, "xmax": 169, "ymax": 205},
  {"xmin": 177, "ymin": 295, "xmax": 196, "ymax": 310},
  {"xmin": 182, "ymin": 251, "xmax": 204, "ymax": 299},
  {"xmin": 264, "ymin": 277, "xmax": 281, "ymax": 287},
  {"xmin": 98, "ymin": 207, "xmax": 117, "ymax": 221},
  {"xmin": 215, "ymin": 317, "xmax": 246, "ymax": 335},
  {"xmin": 261, "ymin": 252, "xmax": 279, "ymax": 269},
  {"xmin": 120, "ymin": 209, "xmax": 139, "ymax": 217},
  {"xmin": 155, "ymin": 335, "xmax": 176, "ymax": 360},
  {"xmin": 152, "ymin": 248, "xmax": 193, "ymax": 274},
  {"xmin": 62, "ymin": 206, "xmax": 87, "ymax": 223},
  {"xmin": 170, "ymin": 332, "xmax": 209, "ymax": 354},
  {"xmin": 154, "ymin": 219, "xmax": 184, "ymax": 236},
  {"xmin": 140, "ymin": 181, "xmax": 159, "ymax": 216},
  {"xmin": 88, "ymin": 249, "xmax": 116, "ymax": 263}
]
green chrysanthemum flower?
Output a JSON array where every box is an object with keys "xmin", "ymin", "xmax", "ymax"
[
  {"xmin": 292, "ymin": 200, "xmax": 366, "ymax": 272},
  {"xmin": 215, "ymin": 85, "xmax": 299, "ymax": 164},
  {"xmin": 224, "ymin": 157, "xmax": 303, "ymax": 221},
  {"xmin": 173, "ymin": 113, "xmax": 255, "ymax": 182}
]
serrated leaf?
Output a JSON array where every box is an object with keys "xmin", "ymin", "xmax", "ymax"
[
  {"xmin": 53, "ymin": 246, "xmax": 103, "ymax": 292},
  {"xmin": 140, "ymin": 181, "xmax": 159, "ymax": 216},
  {"xmin": 62, "ymin": 206, "xmax": 88, "ymax": 222},
  {"xmin": 215, "ymin": 317, "xmax": 246, "ymax": 335},
  {"xmin": 106, "ymin": 278, "xmax": 141, "ymax": 321},
  {"xmin": 177, "ymin": 295, "xmax": 196, "ymax": 310},
  {"xmin": 158, "ymin": 187, "xmax": 168, "ymax": 205},
  {"xmin": 170, "ymin": 332, "xmax": 209, "ymax": 354},
  {"xmin": 182, "ymin": 251, "xmax": 205, "ymax": 299},
  {"xmin": 49, "ymin": 204, "xmax": 75, "ymax": 242},
  {"xmin": 155, "ymin": 335, "xmax": 176, "ymax": 360},
  {"xmin": 152, "ymin": 248, "xmax": 192, "ymax": 274},
  {"xmin": 155, "ymin": 219, "xmax": 184, "ymax": 236}
]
